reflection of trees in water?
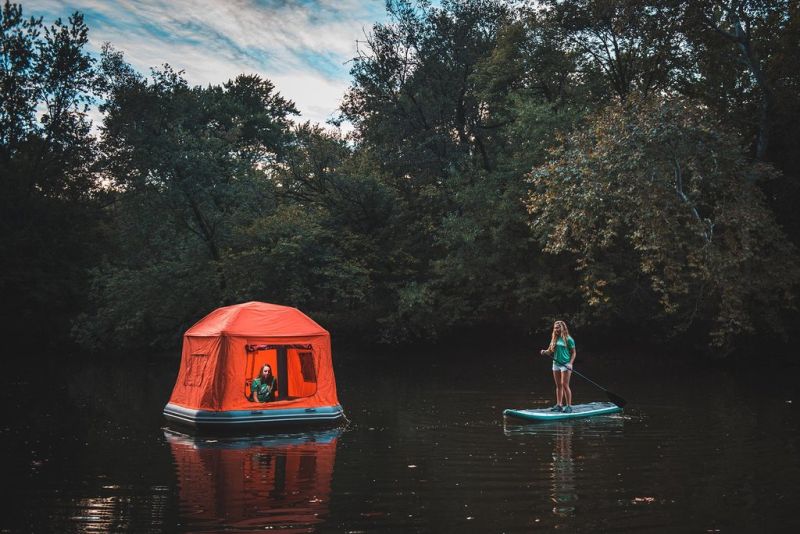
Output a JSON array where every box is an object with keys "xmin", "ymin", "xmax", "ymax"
[
  {"xmin": 550, "ymin": 423, "xmax": 577, "ymax": 517},
  {"xmin": 165, "ymin": 428, "xmax": 342, "ymax": 532}
]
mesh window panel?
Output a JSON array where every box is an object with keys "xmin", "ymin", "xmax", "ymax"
[
  {"xmin": 299, "ymin": 352, "xmax": 317, "ymax": 382},
  {"xmin": 183, "ymin": 353, "xmax": 209, "ymax": 387}
]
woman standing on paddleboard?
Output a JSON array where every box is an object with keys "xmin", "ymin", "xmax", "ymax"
[{"xmin": 540, "ymin": 320, "xmax": 576, "ymax": 413}]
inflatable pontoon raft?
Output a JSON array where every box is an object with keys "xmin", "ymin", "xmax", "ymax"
[{"xmin": 163, "ymin": 403, "xmax": 345, "ymax": 427}]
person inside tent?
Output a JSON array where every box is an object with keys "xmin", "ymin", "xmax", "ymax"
[{"xmin": 251, "ymin": 364, "xmax": 278, "ymax": 402}]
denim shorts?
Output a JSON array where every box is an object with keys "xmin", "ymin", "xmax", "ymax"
[{"xmin": 552, "ymin": 362, "xmax": 572, "ymax": 372}]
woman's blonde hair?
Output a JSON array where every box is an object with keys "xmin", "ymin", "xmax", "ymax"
[{"xmin": 547, "ymin": 320, "xmax": 571, "ymax": 353}]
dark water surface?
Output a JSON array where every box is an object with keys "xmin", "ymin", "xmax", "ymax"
[{"xmin": 2, "ymin": 349, "xmax": 799, "ymax": 532}]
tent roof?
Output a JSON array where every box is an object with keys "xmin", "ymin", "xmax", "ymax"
[{"xmin": 185, "ymin": 301, "xmax": 328, "ymax": 337}]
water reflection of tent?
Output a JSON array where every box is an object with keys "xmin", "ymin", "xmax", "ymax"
[
  {"xmin": 163, "ymin": 302, "xmax": 344, "ymax": 427},
  {"xmin": 164, "ymin": 427, "xmax": 342, "ymax": 532}
]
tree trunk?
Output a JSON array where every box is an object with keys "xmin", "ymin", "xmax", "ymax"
[{"xmin": 186, "ymin": 193, "xmax": 228, "ymax": 297}]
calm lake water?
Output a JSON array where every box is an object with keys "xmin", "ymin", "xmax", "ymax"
[{"xmin": 2, "ymin": 348, "xmax": 799, "ymax": 532}]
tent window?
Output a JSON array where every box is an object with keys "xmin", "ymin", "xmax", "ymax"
[
  {"xmin": 247, "ymin": 345, "xmax": 318, "ymax": 400},
  {"xmin": 184, "ymin": 353, "xmax": 209, "ymax": 387},
  {"xmin": 299, "ymin": 352, "xmax": 316, "ymax": 382}
]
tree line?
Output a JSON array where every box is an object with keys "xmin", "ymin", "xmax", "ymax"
[{"xmin": 2, "ymin": 0, "xmax": 798, "ymax": 356}]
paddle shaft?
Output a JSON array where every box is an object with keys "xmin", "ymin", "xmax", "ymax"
[
  {"xmin": 544, "ymin": 353, "xmax": 627, "ymax": 407},
  {"xmin": 569, "ymin": 367, "xmax": 606, "ymax": 391}
]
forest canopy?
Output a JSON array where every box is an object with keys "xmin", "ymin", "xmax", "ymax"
[{"xmin": 2, "ymin": 0, "xmax": 798, "ymax": 355}]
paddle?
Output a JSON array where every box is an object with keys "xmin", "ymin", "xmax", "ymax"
[{"xmin": 541, "ymin": 351, "xmax": 627, "ymax": 408}]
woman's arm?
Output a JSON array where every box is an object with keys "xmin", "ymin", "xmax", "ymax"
[{"xmin": 567, "ymin": 348, "xmax": 576, "ymax": 369}]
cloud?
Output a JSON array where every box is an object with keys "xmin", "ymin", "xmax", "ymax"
[{"xmin": 25, "ymin": 0, "xmax": 386, "ymax": 126}]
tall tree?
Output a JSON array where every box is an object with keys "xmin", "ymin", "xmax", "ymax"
[
  {"xmin": 340, "ymin": 0, "xmax": 591, "ymax": 340},
  {"xmin": 542, "ymin": 0, "xmax": 689, "ymax": 101},
  {"xmin": 342, "ymin": 0, "xmax": 516, "ymax": 182},
  {"xmin": 682, "ymin": 0, "xmax": 800, "ymax": 241},
  {"xmin": 0, "ymin": 2, "xmax": 104, "ymax": 346},
  {"xmin": 686, "ymin": 0, "xmax": 791, "ymax": 162},
  {"xmin": 224, "ymin": 123, "xmax": 396, "ymax": 337},
  {"xmin": 528, "ymin": 95, "xmax": 799, "ymax": 352},
  {"xmin": 75, "ymin": 56, "xmax": 299, "ymax": 349}
]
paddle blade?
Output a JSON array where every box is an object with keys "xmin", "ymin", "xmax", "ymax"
[{"xmin": 606, "ymin": 390, "xmax": 627, "ymax": 408}]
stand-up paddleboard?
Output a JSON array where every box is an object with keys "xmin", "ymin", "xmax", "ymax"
[{"xmin": 504, "ymin": 401, "xmax": 621, "ymax": 422}]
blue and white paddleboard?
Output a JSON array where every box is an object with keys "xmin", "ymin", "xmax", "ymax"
[{"xmin": 504, "ymin": 401, "xmax": 621, "ymax": 422}]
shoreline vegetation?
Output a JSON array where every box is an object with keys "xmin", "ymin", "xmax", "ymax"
[{"xmin": 2, "ymin": 1, "xmax": 799, "ymax": 359}]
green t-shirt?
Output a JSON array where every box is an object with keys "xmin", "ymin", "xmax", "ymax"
[
  {"xmin": 252, "ymin": 376, "xmax": 277, "ymax": 402},
  {"xmin": 554, "ymin": 336, "xmax": 575, "ymax": 365}
]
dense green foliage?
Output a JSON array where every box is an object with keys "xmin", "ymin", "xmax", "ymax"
[
  {"xmin": 1, "ymin": 3, "xmax": 105, "ymax": 345},
  {"xmin": 529, "ymin": 96, "xmax": 797, "ymax": 351},
  {"xmin": 3, "ymin": 0, "xmax": 799, "ymax": 354}
]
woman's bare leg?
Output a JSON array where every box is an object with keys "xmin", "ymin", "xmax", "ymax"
[
  {"xmin": 562, "ymin": 370, "xmax": 573, "ymax": 406},
  {"xmin": 552, "ymin": 370, "xmax": 563, "ymax": 406}
]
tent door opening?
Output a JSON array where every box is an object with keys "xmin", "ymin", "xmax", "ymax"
[{"xmin": 245, "ymin": 343, "xmax": 318, "ymax": 402}]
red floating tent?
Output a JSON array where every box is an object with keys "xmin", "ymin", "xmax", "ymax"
[{"xmin": 164, "ymin": 301, "xmax": 344, "ymax": 427}]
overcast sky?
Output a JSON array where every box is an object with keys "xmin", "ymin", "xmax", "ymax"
[{"xmin": 26, "ymin": 0, "xmax": 388, "ymax": 128}]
